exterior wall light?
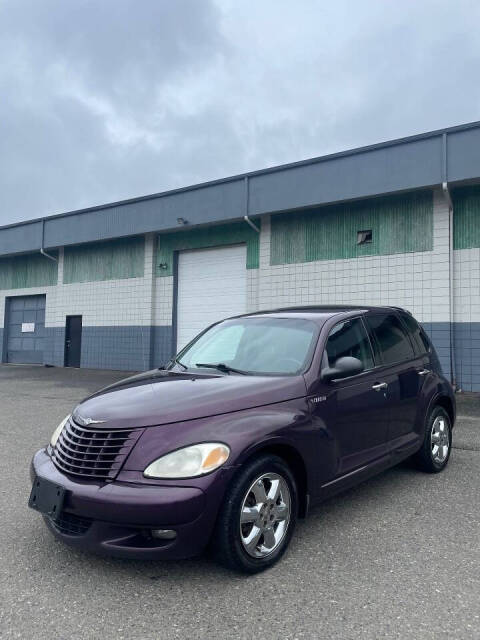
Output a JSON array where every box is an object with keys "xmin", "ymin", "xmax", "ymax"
[{"xmin": 158, "ymin": 263, "xmax": 168, "ymax": 270}]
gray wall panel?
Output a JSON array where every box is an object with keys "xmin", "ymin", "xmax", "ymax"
[
  {"xmin": 448, "ymin": 128, "xmax": 480, "ymax": 182},
  {"xmin": 423, "ymin": 321, "xmax": 480, "ymax": 391},
  {"xmin": 80, "ymin": 326, "xmax": 152, "ymax": 371},
  {"xmin": 453, "ymin": 321, "xmax": 480, "ymax": 391},
  {"xmin": 0, "ymin": 221, "xmax": 43, "ymax": 256},
  {"xmin": 42, "ymin": 325, "xmax": 174, "ymax": 371},
  {"xmin": 2, "ymin": 122, "xmax": 480, "ymax": 258},
  {"xmin": 5, "ymin": 320, "xmax": 479, "ymax": 391},
  {"xmin": 43, "ymin": 327, "xmax": 65, "ymax": 367},
  {"xmin": 152, "ymin": 325, "xmax": 174, "ymax": 368},
  {"xmin": 44, "ymin": 180, "xmax": 245, "ymax": 249},
  {"xmin": 249, "ymin": 137, "xmax": 442, "ymax": 214}
]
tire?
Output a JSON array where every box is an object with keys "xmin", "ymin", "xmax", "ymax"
[
  {"xmin": 413, "ymin": 406, "xmax": 452, "ymax": 473},
  {"xmin": 213, "ymin": 454, "xmax": 298, "ymax": 573}
]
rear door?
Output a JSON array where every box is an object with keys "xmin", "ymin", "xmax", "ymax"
[
  {"xmin": 365, "ymin": 312, "xmax": 423, "ymax": 450},
  {"xmin": 315, "ymin": 317, "xmax": 391, "ymax": 477}
]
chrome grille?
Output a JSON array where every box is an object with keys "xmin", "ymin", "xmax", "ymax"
[{"xmin": 51, "ymin": 418, "xmax": 143, "ymax": 480}]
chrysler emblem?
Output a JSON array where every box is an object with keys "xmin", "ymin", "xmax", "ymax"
[{"xmin": 75, "ymin": 414, "xmax": 106, "ymax": 426}]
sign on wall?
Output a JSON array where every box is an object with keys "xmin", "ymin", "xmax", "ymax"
[{"xmin": 21, "ymin": 323, "xmax": 35, "ymax": 333}]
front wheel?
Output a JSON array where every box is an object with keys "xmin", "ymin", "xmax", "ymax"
[
  {"xmin": 413, "ymin": 406, "xmax": 452, "ymax": 473},
  {"xmin": 213, "ymin": 455, "xmax": 298, "ymax": 573}
]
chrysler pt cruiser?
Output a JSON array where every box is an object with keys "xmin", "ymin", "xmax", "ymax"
[{"xmin": 29, "ymin": 306, "xmax": 455, "ymax": 573}]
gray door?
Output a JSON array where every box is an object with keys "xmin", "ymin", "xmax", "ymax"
[{"xmin": 5, "ymin": 295, "xmax": 46, "ymax": 364}]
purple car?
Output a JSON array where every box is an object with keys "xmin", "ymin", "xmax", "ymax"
[{"xmin": 29, "ymin": 306, "xmax": 455, "ymax": 573}]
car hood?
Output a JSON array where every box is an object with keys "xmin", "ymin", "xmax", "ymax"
[{"xmin": 72, "ymin": 369, "xmax": 307, "ymax": 429}]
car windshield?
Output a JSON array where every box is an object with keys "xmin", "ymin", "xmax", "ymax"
[{"xmin": 171, "ymin": 317, "xmax": 319, "ymax": 376}]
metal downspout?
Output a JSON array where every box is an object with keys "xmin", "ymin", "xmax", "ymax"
[
  {"xmin": 243, "ymin": 176, "xmax": 260, "ymax": 233},
  {"xmin": 441, "ymin": 133, "xmax": 457, "ymax": 389},
  {"xmin": 443, "ymin": 181, "xmax": 457, "ymax": 389},
  {"xmin": 40, "ymin": 219, "xmax": 58, "ymax": 263}
]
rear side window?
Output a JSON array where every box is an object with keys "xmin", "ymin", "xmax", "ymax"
[
  {"xmin": 366, "ymin": 313, "xmax": 415, "ymax": 365},
  {"xmin": 399, "ymin": 313, "xmax": 431, "ymax": 354},
  {"xmin": 325, "ymin": 318, "xmax": 374, "ymax": 370}
]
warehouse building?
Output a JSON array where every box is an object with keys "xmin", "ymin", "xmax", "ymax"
[{"xmin": 1, "ymin": 121, "xmax": 480, "ymax": 389}]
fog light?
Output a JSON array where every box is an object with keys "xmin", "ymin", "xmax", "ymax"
[{"xmin": 151, "ymin": 529, "xmax": 177, "ymax": 540}]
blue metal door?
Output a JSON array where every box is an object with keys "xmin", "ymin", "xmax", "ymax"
[{"xmin": 5, "ymin": 295, "xmax": 46, "ymax": 364}]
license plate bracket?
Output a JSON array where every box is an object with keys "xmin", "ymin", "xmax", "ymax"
[{"xmin": 29, "ymin": 476, "xmax": 66, "ymax": 520}]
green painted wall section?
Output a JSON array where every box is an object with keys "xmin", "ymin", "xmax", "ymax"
[
  {"xmin": 63, "ymin": 236, "xmax": 145, "ymax": 284},
  {"xmin": 270, "ymin": 191, "xmax": 433, "ymax": 265},
  {"xmin": 0, "ymin": 251, "xmax": 58, "ymax": 290},
  {"xmin": 156, "ymin": 220, "xmax": 261, "ymax": 277},
  {"xmin": 453, "ymin": 185, "xmax": 480, "ymax": 250}
]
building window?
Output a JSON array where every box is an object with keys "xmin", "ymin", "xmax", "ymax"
[{"xmin": 357, "ymin": 229, "xmax": 372, "ymax": 245}]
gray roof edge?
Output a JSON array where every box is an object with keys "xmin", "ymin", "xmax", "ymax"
[{"xmin": 2, "ymin": 119, "xmax": 480, "ymax": 233}]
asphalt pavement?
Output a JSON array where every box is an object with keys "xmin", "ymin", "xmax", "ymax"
[{"xmin": 0, "ymin": 364, "xmax": 479, "ymax": 640}]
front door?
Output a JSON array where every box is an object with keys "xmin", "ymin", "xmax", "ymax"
[
  {"xmin": 65, "ymin": 316, "xmax": 82, "ymax": 367},
  {"xmin": 314, "ymin": 317, "xmax": 391, "ymax": 479}
]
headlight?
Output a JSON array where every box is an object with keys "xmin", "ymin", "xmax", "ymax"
[
  {"xmin": 50, "ymin": 415, "xmax": 70, "ymax": 447},
  {"xmin": 144, "ymin": 443, "xmax": 230, "ymax": 479}
]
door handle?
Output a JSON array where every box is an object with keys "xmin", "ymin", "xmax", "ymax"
[
  {"xmin": 417, "ymin": 369, "xmax": 430, "ymax": 376},
  {"xmin": 372, "ymin": 382, "xmax": 388, "ymax": 391}
]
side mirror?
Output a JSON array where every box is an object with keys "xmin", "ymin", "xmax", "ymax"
[{"xmin": 321, "ymin": 356, "xmax": 364, "ymax": 382}]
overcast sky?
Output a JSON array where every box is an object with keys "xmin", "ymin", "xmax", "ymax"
[{"xmin": 1, "ymin": 0, "xmax": 479, "ymax": 226}]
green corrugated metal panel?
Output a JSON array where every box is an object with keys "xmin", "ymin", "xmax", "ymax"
[
  {"xmin": 63, "ymin": 236, "xmax": 145, "ymax": 284},
  {"xmin": 0, "ymin": 251, "xmax": 58, "ymax": 290},
  {"xmin": 270, "ymin": 191, "xmax": 433, "ymax": 265},
  {"xmin": 156, "ymin": 220, "xmax": 261, "ymax": 277},
  {"xmin": 453, "ymin": 185, "xmax": 480, "ymax": 250}
]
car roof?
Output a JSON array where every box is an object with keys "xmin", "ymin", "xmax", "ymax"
[{"xmin": 236, "ymin": 305, "xmax": 408, "ymax": 323}]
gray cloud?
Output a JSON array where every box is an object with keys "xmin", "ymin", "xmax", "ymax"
[{"xmin": 1, "ymin": 0, "xmax": 480, "ymax": 225}]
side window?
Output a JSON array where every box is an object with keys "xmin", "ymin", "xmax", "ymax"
[
  {"xmin": 366, "ymin": 313, "xmax": 415, "ymax": 365},
  {"xmin": 400, "ymin": 313, "xmax": 431, "ymax": 354},
  {"xmin": 325, "ymin": 318, "xmax": 374, "ymax": 371}
]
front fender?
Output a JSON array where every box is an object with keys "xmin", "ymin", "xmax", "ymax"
[{"xmin": 123, "ymin": 398, "xmax": 327, "ymax": 497}]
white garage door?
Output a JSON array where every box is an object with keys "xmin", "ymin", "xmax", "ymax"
[{"xmin": 176, "ymin": 244, "xmax": 247, "ymax": 350}]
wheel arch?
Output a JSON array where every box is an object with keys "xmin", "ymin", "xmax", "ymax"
[
  {"xmin": 236, "ymin": 441, "xmax": 310, "ymax": 518},
  {"xmin": 431, "ymin": 394, "xmax": 455, "ymax": 428}
]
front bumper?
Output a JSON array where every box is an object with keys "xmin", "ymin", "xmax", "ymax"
[{"xmin": 30, "ymin": 449, "xmax": 232, "ymax": 560}]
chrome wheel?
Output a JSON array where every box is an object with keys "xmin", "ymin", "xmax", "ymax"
[
  {"xmin": 239, "ymin": 472, "xmax": 291, "ymax": 559},
  {"xmin": 431, "ymin": 415, "xmax": 450, "ymax": 464}
]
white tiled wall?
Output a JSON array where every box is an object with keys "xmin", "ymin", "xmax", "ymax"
[
  {"xmin": 0, "ymin": 284, "xmax": 56, "ymax": 329},
  {"xmin": 153, "ymin": 277, "xmax": 174, "ymax": 326},
  {"xmin": 0, "ymin": 237, "xmax": 157, "ymax": 330},
  {"xmin": 253, "ymin": 189, "xmax": 451, "ymax": 324},
  {"xmin": 47, "ymin": 238, "xmax": 155, "ymax": 327},
  {"xmin": 1, "ymin": 189, "xmax": 452, "ymax": 330}
]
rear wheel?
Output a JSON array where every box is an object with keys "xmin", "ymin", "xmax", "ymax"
[
  {"xmin": 213, "ymin": 455, "xmax": 298, "ymax": 573},
  {"xmin": 413, "ymin": 406, "xmax": 452, "ymax": 473}
]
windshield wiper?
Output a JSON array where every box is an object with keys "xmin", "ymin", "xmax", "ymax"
[{"xmin": 195, "ymin": 362, "xmax": 248, "ymax": 375}]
